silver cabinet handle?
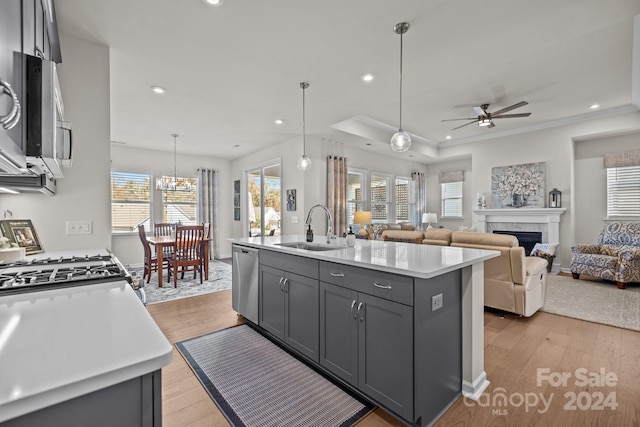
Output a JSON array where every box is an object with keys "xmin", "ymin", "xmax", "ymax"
[
  {"xmin": 373, "ymin": 282, "xmax": 392, "ymax": 290},
  {"xmin": 357, "ymin": 302, "xmax": 364, "ymax": 322},
  {"xmin": 279, "ymin": 277, "xmax": 285, "ymax": 291},
  {"xmin": 330, "ymin": 272, "xmax": 345, "ymax": 277},
  {"xmin": 350, "ymin": 300, "xmax": 357, "ymax": 318},
  {"xmin": 0, "ymin": 78, "xmax": 21, "ymax": 131},
  {"xmin": 283, "ymin": 278, "xmax": 289, "ymax": 293}
]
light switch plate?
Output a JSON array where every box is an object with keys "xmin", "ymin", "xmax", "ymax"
[
  {"xmin": 291, "ymin": 215, "xmax": 298, "ymax": 223},
  {"xmin": 66, "ymin": 220, "xmax": 92, "ymax": 235}
]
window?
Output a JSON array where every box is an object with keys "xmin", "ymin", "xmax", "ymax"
[
  {"xmin": 111, "ymin": 172, "xmax": 152, "ymax": 233},
  {"xmin": 371, "ymin": 174, "xmax": 390, "ymax": 223},
  {"xmin": 607, "ymin": 166, "xmax": 640, "ymax": 217},
  {"xmin": 395, "ymin": 177, "xmax": 410, "ymax": 222},
  {"xmin": 161, "ymin": 176, "xmax": 198, "ymax": 225},
  {"xmin": 347, "ymin": 169, "xmax": 366, "ymax": 225},
  {"xmin": 441, "ymin": 181, "xmax": 463, "ymax": 218}
]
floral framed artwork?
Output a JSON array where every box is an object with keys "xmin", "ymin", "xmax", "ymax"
[{"xmin": 491, "ymin": 162, "xmax": 545, "ymax": 208}]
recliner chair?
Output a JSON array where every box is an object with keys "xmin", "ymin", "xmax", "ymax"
[{"xmin": 451, "ymin": 232, "xmax": 548, "ymax": 317}]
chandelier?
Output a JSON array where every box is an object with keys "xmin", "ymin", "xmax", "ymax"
[{"xmin": 155, "ymin": 134, "xmax": 192, "ymax": 192}]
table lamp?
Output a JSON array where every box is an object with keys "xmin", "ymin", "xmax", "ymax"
[
  {"xmin": 424, "ymin": 212, "xmax": 437, "ymax": 230},
  {"xmin": 353, "ymin": 211, "xmax": 372, "ymax": 238}
]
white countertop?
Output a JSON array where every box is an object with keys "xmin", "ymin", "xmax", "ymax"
[
  {"xmin": 231, "ymin": 235, "xmax": 499, "ymax": 279},
  {"xmin": 0, "ymin": 280, "xmax": 173, "ymax": 422}
]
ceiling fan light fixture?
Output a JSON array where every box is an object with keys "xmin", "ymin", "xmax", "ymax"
[
  {"xmin": 297, "ymin": 82, "xmax": 311, "ymax": 172},
  {"xmin": 478, "ymin": 118, "xmax": 493, "ymax": 127},
  {"xmin": 390, "ymin": 22, "xmax": 411, "ymax": 153}
]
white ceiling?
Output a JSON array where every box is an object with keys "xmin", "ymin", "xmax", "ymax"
[{"xmin": 55, "ymin": 0, "xmax": 640, "ymax": 162}]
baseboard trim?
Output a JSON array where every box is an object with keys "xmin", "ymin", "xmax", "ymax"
[{"xmin": 461, "ymin": 371, "xmax": 490, "ymax": 401}]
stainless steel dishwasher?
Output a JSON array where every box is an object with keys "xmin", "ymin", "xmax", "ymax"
[{"xmin": 232, "ymin": 244, "xmax": 259, "ymax": 324}]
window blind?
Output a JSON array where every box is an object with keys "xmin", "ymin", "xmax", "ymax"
[
  {"xmin": 111, "ymin": 172, "xmax": 151, "ymax": 233},
  {"xmin": 441, "ymin": 181, "xmax": 463, "ymax": 218},
  {"xmin": 607, "ymin": 166, "xmax": 640, "ymax": 217},
  {"xmin": 162, "ymin": 177, "xmax": 198, "ymax": 225}
]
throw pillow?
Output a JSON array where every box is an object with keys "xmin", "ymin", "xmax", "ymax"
[{"xmin": 531, "ymin": 242, "xmax": 559, "ymax": 256}]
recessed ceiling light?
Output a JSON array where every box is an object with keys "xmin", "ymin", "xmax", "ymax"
[
  {"xmin": 445, "ymin": 135, "xmax": 452, "ymax": 140},
  {"xmin": 361, "ymin": 73, "xmax": 375, "ymax": 83},
  {"xmin": 151, "ymin": 86, "xmax": 165, "ymax": 94},
  {"xmin": 203, "ymin": 0, "xmax": 223, "ymax": 5},
  {"xmin": 274, "ymin": 119, "xmax": 284, "ymax": 125},
  {"xmin": 590, "ymin": 104, "xmax": 600, "ymax": 109}
]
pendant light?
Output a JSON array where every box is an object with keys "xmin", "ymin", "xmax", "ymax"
[
  {"xmin": 156, "ymin": 133, "xmax": 192, "ymax": 192},
  {"xmin": 297, "ymin": 82, "xmax": 312, "ymax": 171},
  {"xmin": 390, "ymin": 22, "xmax": 411, "ymax": 153}
]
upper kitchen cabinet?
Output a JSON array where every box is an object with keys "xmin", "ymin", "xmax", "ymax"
[{"xmin": 22, "ymin": 0, "xmax": 63, "ymax": 62}]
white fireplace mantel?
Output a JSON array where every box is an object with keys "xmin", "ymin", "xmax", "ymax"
[{"xmin": 473, "ymin": 208, "xmax": 567, "ymax": 244}]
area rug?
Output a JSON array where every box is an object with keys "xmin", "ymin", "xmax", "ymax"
[
  {"xmin": 541, "ymin": 274, "xmax": 640, "ymax": 331},
  {"xmin": 176, "ymin": 324, "xmax": 374, "ymax": 427},
  {"xmin": 128, "ymin": 260, "xmax": 232, "ymax": 305}
]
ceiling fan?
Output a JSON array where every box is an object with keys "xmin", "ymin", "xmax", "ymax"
[{"xmin": 442, "ymin": 101, "xmax": 531, "ymax": 130}]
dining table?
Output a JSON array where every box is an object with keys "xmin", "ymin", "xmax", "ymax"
[{"xmin": 146, "ymin": 235, "xmax": 210, "ymax": 287}]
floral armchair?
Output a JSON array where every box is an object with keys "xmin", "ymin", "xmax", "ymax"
[{"xmin": 570, "ymin": 222, "xmax": 640, "ymax": 289}]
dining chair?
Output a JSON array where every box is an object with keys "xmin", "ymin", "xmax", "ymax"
[
  {"xmin": 138, "ymin": 225, "xmax": 167, "ymax": 283},
  {"xmin": 154, "ymin": 222, "xmax": 175, "ymax": 258},
  {"xmin": 167, "ymin": 225, "xmax": 205, "ymax": 288}
]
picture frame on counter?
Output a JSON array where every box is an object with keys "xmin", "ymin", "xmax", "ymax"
[{"xmin": 0, "ymin": 219, "xmax": 43, "ymax": 254}]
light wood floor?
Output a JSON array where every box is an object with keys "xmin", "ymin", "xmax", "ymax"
[{"xmin": 147, "ymin": 287, "xmax": 640, "ymax": 427}]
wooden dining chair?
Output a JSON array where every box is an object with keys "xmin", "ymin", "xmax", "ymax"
[
  {"xmin": 138, "ymin": 225, "xmax": 167, "ymax": 283},
  {"xmin": 154, "ymin": 222, "xmax": 175, "ymax": 258},
  {"xmin": 167, "ymin": 225, "xmax": 205, "ymax": 288}
]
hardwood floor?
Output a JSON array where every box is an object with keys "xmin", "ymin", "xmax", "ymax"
[{"xmin": 147, "ymin": 289, "xmax": 640, "ymax": 427}]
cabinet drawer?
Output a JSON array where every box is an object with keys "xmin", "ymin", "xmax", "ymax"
[
  {"xmin": 320, "ymin": 261, "xmax": 413, "ymax": 306},
  {"xmin": 260, "ymin": 250, "xmax": 319, "ymax": 279}
]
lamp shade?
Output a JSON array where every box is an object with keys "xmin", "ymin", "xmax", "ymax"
[
  {"xmin": 426, "ymin": 213, "xmax": 438, "ymax": 224},
  {"xmin": 353, "ymin": 211, "xmax": 372, "ymax": 225},
  {"xmin": 421, "ymin": 213, "xmax": 428, "ymax": 224}
]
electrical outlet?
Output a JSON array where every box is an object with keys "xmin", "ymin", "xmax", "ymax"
[
  {"xmin": 432, "ymin": 293, "xmax": 443, "ymax": 311},
  {"xmin": 66, "ymin": 220, "xmax": 92, "ymax": 235}
]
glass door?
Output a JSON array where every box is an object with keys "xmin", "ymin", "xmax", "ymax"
[{"xmin": 246, "ymin": 161, "xmax": 281, "ymax": 237}]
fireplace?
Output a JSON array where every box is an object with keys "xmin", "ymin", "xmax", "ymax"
[{"xmin": 493, "ymin": 230, "xmax": 542, "ymax": 255}]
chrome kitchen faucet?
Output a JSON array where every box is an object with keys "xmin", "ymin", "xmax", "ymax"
[{"xmin": 305, "ymin": 204, "xmax": 334, "ymax": 244}]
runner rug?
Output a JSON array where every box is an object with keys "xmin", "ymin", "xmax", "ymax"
[{"xmin": 176, "ymin": 324, "xmax": 374, "ymax": 427}]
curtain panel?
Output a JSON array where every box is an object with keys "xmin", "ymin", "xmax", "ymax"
[
  {"xmin": 327, "ymin": 155, "xmax": 348, "ymax": 236},
  {"xmin": 411, "ymin": 172, "xmax": 426, "ymax": 227},
  {"xmin": 197, "ymin": 168, "xmax": 219, "ymax": 259}
]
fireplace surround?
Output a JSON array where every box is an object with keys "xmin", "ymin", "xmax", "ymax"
[{"xmin": 473, "ymin": 208, "xmax": 566, "ymax": 272}]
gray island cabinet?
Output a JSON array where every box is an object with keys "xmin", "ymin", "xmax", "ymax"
[{"xmin": 231, "ymin": 236, "xmax": 499, "ymax": 427}]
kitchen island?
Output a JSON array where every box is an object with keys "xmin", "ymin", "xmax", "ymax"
[
  {"xmin": 0, "ymin": 280, "xmax": 173, "ymax": 426},
  {"xmin": 231, "ymin": 235, "xmax": 499, "ymax": 427}
]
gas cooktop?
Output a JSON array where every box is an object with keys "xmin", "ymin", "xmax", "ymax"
[{"xmin": 0, "ymin": 250, "xmax": 131, "ymax": 296}]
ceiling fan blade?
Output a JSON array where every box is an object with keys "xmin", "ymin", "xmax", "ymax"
[
  {"xmin": 491, "ymin": 101, "xmax": 528, "ymax": 116},
  {"xmin": 451, "ymin": 120, "xmax": 478, "ymax": 130},
  {"xmin": 442, "ymin": 117, "xmax": 478, "ymax": 122},
  {"xmin": 492, "ymin": 112, "xmax": 532, "ymax": 119},
  {"xmin": 472, "ymin": 106, "xmax": 486, "ymax": 116}
]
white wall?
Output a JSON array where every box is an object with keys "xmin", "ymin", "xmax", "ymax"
[
  {"xmin": 574, "ymin": 130, "xmax": 640, "ymax": 244},
  {"xmin": 423, "ymin": 158, "xmax": 473, "ymax": 231},
  {"xmin": 0, "ymin": 34, "xmax": 112, "ymax": 252},
  {"xmin": 440, "ymin": 110, "xmax": 640, "ymax": 269}
]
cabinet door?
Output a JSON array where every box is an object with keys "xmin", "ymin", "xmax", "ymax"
[
  {"xmin": 259, "ymin": 265, "xmax": 285, "ymax": 340},
  {"xmin": 358, "ymin": 294, "xmax": 413, "ymax": 421},
  {"xmin": 0, "ymin": 0, "xmax": 24, "ymax": 152},
  {"xmin": 319, "ymin": 282, "xmax": 358, "ymax": 387},
  {"xmin": 284, "ymin": 272, "xmax": 319, "ymax": 362}
]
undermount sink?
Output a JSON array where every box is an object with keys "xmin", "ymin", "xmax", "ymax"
[{"xmin": 276, "ymin": 242, "xmax": 344, "ymax": 252}]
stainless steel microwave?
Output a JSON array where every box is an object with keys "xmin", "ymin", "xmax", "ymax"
[{"xmin": 24, "ymin": 54, "xmax": 72, "ymax": 179}]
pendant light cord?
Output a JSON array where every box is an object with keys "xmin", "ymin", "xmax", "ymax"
[
  {"xmin": 300, "ymin": 82, "xmax": 308, "ymax": 156},
  {"xmin": 172, "ymin": 133, "xmax": 178, "ymax": 184}
]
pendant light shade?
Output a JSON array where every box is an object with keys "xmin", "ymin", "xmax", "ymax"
[
  {"xmin": 297, "ymin": 82, "xmax": 311, "ymax": 171},
  {"xmin": 155, "ymin": 134, "xmax": 192, "ymax": 192},
  {"xmin": 391, "ymin": 22, "xmax": 411, "ymax": 153}
]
